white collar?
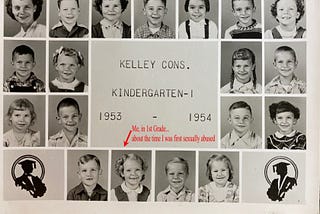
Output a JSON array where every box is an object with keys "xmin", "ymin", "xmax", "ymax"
[
  {"xmin": 274, "ymin": 130, "xmax": 297, "ymax": 138},
  {"xmin": 121, "ymin": 182, "xmax": 143, "ymax": 194},
  {"xmin": 52, "ymin": 78, "xmax": 80, "ymax": 90}
]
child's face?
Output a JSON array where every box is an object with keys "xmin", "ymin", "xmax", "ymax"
[
  {"xmin": 166, "ymin": 163, "xmax": 188, "ymax": 193},
  {"xmin": 232, "ymin": 0, "xmax": 255, "ymax": 27},
  {"xmin": 229, "ymin": 108, "xmax": 253, "ymax": 136},
  {"xmin": 276, "ymin": 0, "xmax": 300, "ymax": 26},
  {"xmin": 273, "ymin": 111, "xmax": 296, "ymax": 135},
  {"xmin": 121, "ymin": 159, "xmax": 144, "ymax": 189},
  {"xmin": 12, "ymin": 53, "xmax": 35, "ymax": 80},
  {"xmin": 232, "ymin": 59, "xmax": 255, "ymax": 84},
  {"xmin": 58, "ymin": 106, "xmax": 81, "ymax": 133},
  {"xmin": 58, "ymin": 0, "xmax": 80, "ymax": 26},
  {"xmin": 78, "ymin": 160, "xmax": 101, "ymax": 188},
  {"xmin": 55, "ymin": 54, "xmax": 79, "ymax": 83},
  {"xmin": 210, "ymin": 161, "xmax": 229, "ymax": 187},
  {"xmin": 273, "ymin": 51, "xmax": 297, "ymax": 79},
  {"xmin": 187, "ymin": 0, "xmax": 206, "ymax": 23},
  {"xmin": 143, "ymin": 0, "xmax": 167, "ymax": 28},
  {"xmin": 10, "ymin": 109, "xmax": 32, "ymax": 133},
  {"xmin": 11, "ymin": 0, "xmax": 36, "ymax": 26},
  {"xmin": 101, "ymin": 0, "xmax": 122, "ymax": 22}
]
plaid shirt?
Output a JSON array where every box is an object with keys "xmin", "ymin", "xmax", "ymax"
[
  {"xmin": 134, "ymin": 22, "xmax": 175, "ymax": 39},
  {"xmin": 3, "ymin": 72, "xmax": 45, "ymax": 92}
]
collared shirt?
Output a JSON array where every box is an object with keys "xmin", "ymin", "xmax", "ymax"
[
  {"xmin": 49, "ymin": 22, "xmax": 88, "ymax": 38},
  {"xmin": 100, "ymin": 19, "xmax": 123, "ymax": 38},
  {"xmin": 265, "ymin": 75, "xmax": 306, "ymax": 94},
  {"xmin": 198, "ymin": 181, "xmax": 239, "ymax": 203},
  {"xmin": 110, "ymin": 182, "xmax": 151, "ymax": 201},
  {"xmin": 67, "ymin": 183, "xmax": 108, "ymax": 201},
  {"xmin": 221, "ymin": 130, "xmax": 262, "ymax": 149},
  {"xmin": 3, "ymin": 129, "xmax": 40, "ymax": 147},
  {"xmin": 224, "ymin": 20, "xmax": 262, "ymax": 39},
  {"xmin": 48, "ymin": 129, "xmax": 87, "ymax": 147},
  {"xmin": 4, "ymin": 72, "xmax": 45, "ymax": 92},
  {"xmin": 14, "ymin": 21, "xmax": 46, "ymax": 38},
  {"xmin": 134, "ymin": 22, "xmax": 175, "ymax": 39},
  {"xmin": 265, "ymin": 25, "xmax": 306, "ymax": 39},
  {"xmin": 50, "ymin": 78, "xmax": 88, "ymax": 92},
  {"xmin": 267, "ymin": 130, "xmax": 306, "ymax": 150},
  {"xmin": 221, "ymin": 79, "xmax": 262, "ymax": 94},
  {"xmin": 157, "ymin": 186, "xmax": 194, "ymax": 202},
  {"xmin": 178, "ymin": 19, "xmax": 218, "ymax": 39}
]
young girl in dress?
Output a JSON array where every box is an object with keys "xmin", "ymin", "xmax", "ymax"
[
  {"xmin": 267, "ymin": 101, "xmax": 306, "ymax": 149},
  {"xmin": 5, "ymin": 0, "xmax": 46, "ymax": 37},
  {"xmin": 199, "ymin": 153, "xmax": 239, "ymax": 202},
  {"xmin": 92, "ymin": 0, "xmax": 131, "ymax": 38},
  {"xmin": 50, "ymin": 46, "xmax": 88, "ymax": 92},
  {"xmin": 178, "ymin": 0, "xmax": 218, "ymax": 39},
  {"xmin": 3, "ymin": 98, "xmax": 40, "ymax": 147},
  {"xmin": 221, "ymin": 48, "xmax": 261, "ymax": 94},
  {"xmin": 110, "ymin": 153, "xmax": 151, "ymax": 201}
]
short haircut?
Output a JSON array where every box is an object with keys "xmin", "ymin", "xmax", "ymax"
[
  {"xmin": 7, "ymin": 98, "xmax": 37, "ymax": 126},
  {"xmin": 206, "ymin": 153, "xmax": 234, "ymax": 181},
  {"xmin": 232, "ymin": 0, "xmax": 255, "ymax": 10},
  {"xmin": 53, "ymin": 46, "xmax": 85, "ymax": 67},
  {"xmin": 56, "ymin": 97, "xmax": 81, "ymax": 115},
  {"xmin": 184, "ymin": 0, "xmax": 210, "ymax": 12},
  {"xmin": 12, "ymin": 45, "xmax": 35, "ymax": 62},
  {"xmin": 58, "ymin": 0, "xmax": 80, "ymax": 8},
  {"xmin": 269, "ymin": 101, "xmax": 300, "ymax": 120},
  {"xmin": 165, "ymin": 157, "xmax": 189, "ymax": 175},
  {"xmin": 5, "ymin": 0, "xmax": 44, "ymax": 21},
  {"xmin": 274, "ymin": 46, "xmax": 297, "ymax": 62},
  {"xmin": 271, "ymin": 0, "xmax": 305, "ymax": 23},
  {"xmin": 94, "ymin": 0, "xmax": 129, "ymax": 13},
  {"xmin": 78, "ymin": 154, "xmax": 101, "ymax": 169},
  {"xmin": 143, "ymin": 0, "xmax": 166, "ymax": 7},
  {"xmin": 230, "ymin": 48, "xmax": 257, "ymax": 91},
  {"xmin": 115, "ymin": 153, "xmax": 148, "ymax": 181},
  {"xmin": 229, "ymin": 101, "xmax": 252, "ymax": 116}
]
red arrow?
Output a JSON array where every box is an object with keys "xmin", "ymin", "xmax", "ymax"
[{"xmin": 124, "ymin": 130, "xmax": 133, "ymax": 147}]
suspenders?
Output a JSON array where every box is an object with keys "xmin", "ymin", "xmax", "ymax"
[{"xmin": 185, "ymin": 19, "xmax": 209, "ymax": 39}]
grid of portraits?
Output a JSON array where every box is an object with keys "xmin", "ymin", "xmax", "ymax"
[{"xmin": 2, "ymin": 0, "xmax": 307, "ymax": 204}]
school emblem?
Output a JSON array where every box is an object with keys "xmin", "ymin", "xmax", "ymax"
[
  {"xmin": 11, "ymin": 155, "xmax": 47, "ymax": 198},
  {"xmin": 264, "ymin": 156, "xmax": 298, "ymax": 201}
]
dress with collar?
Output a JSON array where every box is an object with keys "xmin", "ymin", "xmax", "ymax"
[
  {"xmin": 157, "ymin": 186, "xmax": 194, "ymax": 202},
  {"xmin": 3, "ymin": 129, "xmax": 40, "ymax": 147},
  {"xmin": 267, "ymin": 130, "xmax": 306, "ymax": 150},
  {"xmin": 92, "ymin": 20, "xmax": 131, "ymax": 38},
  {"xmin": 265, "ymin": 25, "xmax": 306, "ymax": 39},
  {"xmin": 67, "ymin": 183, "xmax": 108, "ymax": 201},
  {"xmin": 198, "ymin": 181, "xmax": 239, "ymax": 203},
  {"xmin": 221, "ymin": 130, "xmax": 262, "ymax": 149},
  {"xmin": 49, "ymin": 78, "xmax": 88, "ymax": 92},
  {"xmin": 221, "ymin": 79, "xmax": 262, "ymax": 94},
  {"xmin": 49, "ymin": 22, "xmax": 88, "ymax": 38},
  {"xmin": 110, "ymin": 182, "xmax": 151, "ymax": 201},
  {"xmin": 14, "ymin": 21, "xmax": 46, "ymax": 38},
  {"xmin": 265, "ymin": 75, "xmax": 306, "ymax": 94},
  {"xmin": 48, "ymin": 129, "xmax": 87, "ymax": 147}
]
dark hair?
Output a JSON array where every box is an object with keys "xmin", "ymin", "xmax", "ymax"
[
  {"xmin": 56, "ymin": 97, "xmax": 81, "ymax": 115},
  {"xmin": 231, "ymin": 0, "xmax": 255, "ymax": 10},
  {"xmin": 270, "ymin": 0, "xmax": 305, "ymax": 23},
  {"xmin": 57, "ymin": 0, "xmax": 80, "ymax": 9},
  {"xmin": 143, "ymin": 0, "xmax": 166, "ymax": 7},
  {"xmin": 274, "ymin": 46, "xmax": 297, "ymax": 62},
  {"xmin": 53, "ymin": 46, "xmax": 85, "ymax": 67},
  {"xmin": 230, "ymin": 48, "xmax": 257, "ymax": 90},
  {"xmin": 12, "ymin": 45, "xmax": 35, "ymax": 62},
  {"xmin": 78, "ymin": 154, "xmax": 101, "ymax": 169},
  {"xmin": 115, "ymin": 153, "xmax": 148, "ymax": 181},
  {"xmin": 165, "ymin": 157, "xmax": 189, "ymax": 175},
  {"xmin": 7, "ymin": 98, "xmax": 37, "ymax": 126},
  {"xmin": 184, "ymin": 0, "xmax": 210, "ymax": 12},
  {"xmin": 94, "ymin": 0, "xmax": 129, "ymax": 13},
  {"xmin": 269, "ymin": 101, "xmax": 300, "ymax": 121},
  {"xmin": 229, "ymin": 101, "xmax": 252, "ymax": 115},
  {"xmin": 5, "ymin": 0, "xmax": 44, "ymax": 21},
  {"xmin": 206, "ymin": 153, "xmax": 233, "ymax": 182}
]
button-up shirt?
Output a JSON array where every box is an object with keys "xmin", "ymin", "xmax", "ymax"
[
  {"xmin": 157, "ymin": 186, "xmax": 194, "ymax": 202},
  {"xmin": 67, "ymin": 183, "xmax": 108, "ymax": 201},
  {"xmin": 221, "ymin": 130, "xmax": 262, "ymax": 149},
  {"xmin": 48, "ymin": 129, "xmax": 87, "ymax": 147},
  {"xmin": 14, "ymin": 21, "xmax": 46, "ymax": 38},
  {"xmin": 49, "ymin": 22, "xmax": 88, "ymax": 38},
  {"xmin": 265, "ymin": 75, "xmax": 306, "ymax": 94}
]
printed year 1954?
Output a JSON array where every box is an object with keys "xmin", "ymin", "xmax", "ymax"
[
  {"xmin": 189, "ymin": 113, "xmax": 212, "ymax": 122},
  {"xmin": 99, "ymin": 112, "xmax": 122, "ymax": 120}
]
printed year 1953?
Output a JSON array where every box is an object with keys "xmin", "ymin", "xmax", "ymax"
[
  {"xmin": 99, "ymin": 112, "xmax": 122, "ymax": 120},
  {"xmin": 189, "ymin": 113, "xmax": 212, "ymax": 122}
]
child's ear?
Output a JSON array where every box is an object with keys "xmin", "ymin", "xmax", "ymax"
[
  {"xmin": 56, "ymin": 116, "xmax": 62, "ymax": 124},
  {"xmin": 293, "ymin": 118, "xmax": 297, "ymax": 125},
  {"xmin": 78, "ymin": 113, "xmax": 82, "ymax": 121},
  {"xmin": 164, "ymin": 7, "xmax": 168, "ymax": 15},
  {"xmin": 33, "ymin": 5, "xmax": 37, "ymax": 13},
  {"xmin": 77, "ymin": 171, "xmax": 81, "ymax": 179},
  {"xmin": 228, "ymin": 117, "xmax": 232, "ymax": 124},
  {"xmin": 296, "ymin": 11, "xmax": 301, "ymax": 20},
  {"xmin": 143, "ymin": 8, "xmax": 147, "ymax": 16},
  {"xmin": 99, "ymin": 169, "xmax": 102, "ymax": 175}
]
